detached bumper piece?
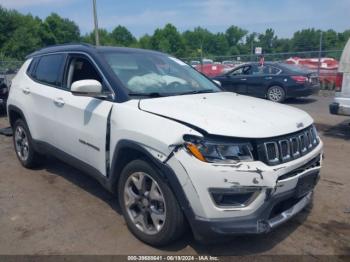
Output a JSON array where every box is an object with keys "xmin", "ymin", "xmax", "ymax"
[
  {"xmin": 190, "ymin": 170, "xmax": 319, "ymax": 240},
  {"xmin": 329, "ymin": 102, "xmax": 350, "ymax": 116},
  {"xmin": 329, "ymin": 102, "xmax": 340, "ymax": 115},
  {"xmin": 268, "ymin": 192, "xmax": 311, "ymax": 228}
]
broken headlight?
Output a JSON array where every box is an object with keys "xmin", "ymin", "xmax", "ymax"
[{"xmin": 184, "ymin": 136, "xmax": 254, "ymax": 163}]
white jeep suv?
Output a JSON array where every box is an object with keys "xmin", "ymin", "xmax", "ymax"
[{"xmin": 7, "ymin": 44, "xmax": 323, "ymax": 246}]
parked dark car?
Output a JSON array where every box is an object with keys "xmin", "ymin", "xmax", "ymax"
[
  {"xmin": 0, "ymin": 75, "xmax": 9, "ymax": 110},
  {"xmin": 213, "ymin": 62, "xmax": 320, "ymax": 102}
]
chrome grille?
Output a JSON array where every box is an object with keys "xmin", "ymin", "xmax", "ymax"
[
  {"xmin": 259, "ymin": 126, "xmax": 319, "ymax": 165},
  {"xmin": 279, "ymin": 140, "xmax": 291, "ymax": 161},
  {"xmin": 264, "ymin": 142, "xmax": 279, "ymax": 164}
]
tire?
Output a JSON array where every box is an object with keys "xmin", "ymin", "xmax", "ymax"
[
  {"xmin": 118, "ymin": 159, "xmax": 185, "ymax": 246},
  {"xmin": 267, "ymin": 85, "xmax": 286, "ymax": 103},
  {"xmin": 13, "ymin": 119, "xmax": 41, "ymax": 168}
]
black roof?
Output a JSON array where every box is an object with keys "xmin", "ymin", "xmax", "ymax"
[{"xmin": 26, "ymin": 43, "xmax": 165, "ymax": 59}]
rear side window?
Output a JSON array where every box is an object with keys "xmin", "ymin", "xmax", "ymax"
[
  {"xmin": 34, "ymin": 54, "xmax": 64, "ymax": 86},
  {"xmin": 26, "ymin": 58, "xmax": 38, "ymax": 76},
  {"xmin": 263, "ymin": 66, "xmax": 281, "ymax": 75}
]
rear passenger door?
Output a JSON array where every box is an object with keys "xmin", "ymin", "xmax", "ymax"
[
  {"xmin": 246, "ymin": 65, "xmax": 281, "ymax": 98},
  {"xmin": 26, "ymin": 54, "xmax": 66, "ymax": 144},
  {"xmin": 52, "ymin": 54, "xmax": 114, "ymax": 176}
]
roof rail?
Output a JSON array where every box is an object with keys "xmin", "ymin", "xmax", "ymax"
[
  {"xmin": 25, "ymin": 43, "xmax": 96, "ymax": 59},
  {"xmin": 39, "ymin": 42, "xmax": 95, "ymax": 50}
]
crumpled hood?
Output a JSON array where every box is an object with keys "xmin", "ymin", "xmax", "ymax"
[{"xmin": 139, "ymin": 92, "xmax": 313, "ymax": 138}]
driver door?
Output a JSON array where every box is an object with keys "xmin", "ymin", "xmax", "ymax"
[{"xmin": 222, "ymin": 65, "xmax": 251, "ymax": 94}]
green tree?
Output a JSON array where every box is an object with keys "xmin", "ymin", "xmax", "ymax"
[
  {"xmin": 110, "ymin": 25, "xmax": 136, "ymax": 46},
  {"xmin": 182, "ymin": 27, "xmax": 214, "ymax": 58},
  {"xmin": 138, "ymin": 34, "xmax": 152, "ymax": 49},
  {"xmin": 82, "ymin": 28, "xmax": 113, "ymax": 45},
  {"xmin": 0, "ymin": 7, "xmax": 22, "ymax": 51},
  {"xmin": 207, "ymin": 32, "xmax": 229, "ymax": 56},
  {"xmin": 2, "ymin": 14, "xmax": 43, "ymax": 59},
  {"xmin": 291, "ymin": 28, "xmax": 321, "ymax": 52},
  {"xmin": 258, "ymin": 28, "xmax": 277, "ymax": 53},
  {"xmin": 149, "ymin": 23, "xmax": 186, "ymax": 57},
  {"xmin": 44, "ymin": 13, "xmax": 80, "ymax": 44},
  {"xmin": 225, "ymin": 25, "xmax": 247, "ymax": 47}
]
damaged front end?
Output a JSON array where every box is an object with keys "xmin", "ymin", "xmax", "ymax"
[{"xmin": 161, "ymin": 128, "xmax": 323, "ymax": 238}]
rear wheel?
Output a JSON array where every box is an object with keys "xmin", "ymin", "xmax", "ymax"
[
  {"xmin": 13, "ymin": 119, "xmax": 41, "ymax": 168},
  {"xmin": 267, "ymin": 85, "xmax": 285, "ymax": 102},
  {"xmin": 118, "ymin": 159, "xmax": 185, "ymax": 246}
]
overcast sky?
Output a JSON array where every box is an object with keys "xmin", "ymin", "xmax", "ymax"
[{"xmin": 1, "ymin": 0, "xmax": 349, "ymax": 38}]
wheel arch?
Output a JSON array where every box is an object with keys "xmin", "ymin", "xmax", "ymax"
[
  {"xmin": 109, "ymin": 140, "xmax": 169, "ymax": 193},
  {"xmin": 7, "ymin": 105, "xmax": 27, "ymax": 128},
  {"xmin": 267, "ymin": 82, "xmax": 285, "ymax": 91},
  {"xmin": 108, "ymin": 139, "xmax": 195, "ymax": 224}
]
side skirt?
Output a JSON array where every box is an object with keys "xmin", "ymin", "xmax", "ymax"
[{"xmin": 33, "ymin": 140, "xmax": 112, "ymax": 192}]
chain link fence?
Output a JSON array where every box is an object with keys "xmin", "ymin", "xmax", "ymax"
[
  {"xmin": 183, "ymin": 50, "xmax": 342, "ymax": 63},
  {"xmin": 0, "ymin": 49, "xmax": 344, "ymax": 90},
  {"xmin": 0, "ymin": 60, "xmax": 23, "ymax": 87}
]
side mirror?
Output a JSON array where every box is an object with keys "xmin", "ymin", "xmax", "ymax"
[
  {"xmin": 71, "ymin": 79, "xmax": 107, "ymax": 98},
  {"xmin": 212, "ymin": 79, "xmax": 222, "ymax": 87}
]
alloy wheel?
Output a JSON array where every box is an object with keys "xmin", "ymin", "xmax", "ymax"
[
  {"xmin": 14, "ymin": 126, "xmax": 29, "ymax": 161},
  {"xmin": 268, "ymin": 86, "xmax": 284, "ymax": 102},
  {"xmin": 124, "ymin": 172, "xmax": 166, "ymax": 235}
]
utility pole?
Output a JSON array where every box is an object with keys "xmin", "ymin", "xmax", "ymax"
[
  {"xmin": 250, "ymin": 41, "xmax": 254, "ymax": 62},
  {"xmin": 93, "ymin": 0, "xmax": 100, "ymax": 46},
  {"xmin": 317, "ymin": 31, "xmax": 323, "ymax": 76}
]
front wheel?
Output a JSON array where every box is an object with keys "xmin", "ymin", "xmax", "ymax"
[
  {"xmin": 267, "ymin": 85, "xmax": 286, "ymax": 102},
  {"xmin": 118, "ymin": 159, "xmax": 185, "ymax": 246}
]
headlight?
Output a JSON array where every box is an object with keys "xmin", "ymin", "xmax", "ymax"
[{"xmin": 184, "ymin": 136, "xmax": 254, "ymax": 163}]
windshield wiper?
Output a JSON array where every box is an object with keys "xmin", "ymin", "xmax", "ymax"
[
  {"xmin": 178, "ymin": 89, "xmax": 217, "ymax": 95},
  {"xmin": 128, "ymin": 92, "xmax": 166, "ymax": 97},
  {"xmin": 129, "ymin": 89, "xmax": 217, "ymax": 97}
]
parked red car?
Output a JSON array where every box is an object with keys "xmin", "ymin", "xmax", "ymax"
[
  {"xmin": 195, "ymin": 64, "xmax": 226, "ymax": 77},
  {"xmin": 286, "ymin": 57, "xmax": 339, "ymax": 89}
]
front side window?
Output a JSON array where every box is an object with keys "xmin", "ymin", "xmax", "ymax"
[
  {"xmin": 251, "ymin": 65, "xmax": 282, "ymax": 75},
  {"xmin": 102, "ymin": 52, "xmax": 220, "ymax": 96},
  {"xmin": 66, "ymin": 56, "xmax": 102, "ymax": 89},
  {"xmin": 34, "ymin": 54, "xmax": 64, "ymax": 86},
  {"xmin": 230, "ymin": 66, "xmax": 251, "ymax": 76}
]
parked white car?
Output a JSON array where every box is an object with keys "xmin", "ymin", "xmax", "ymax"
[
  {"xmin": 7, "ymin": 44, "xmax": 323, "ymax": 246},
  {"xmin": 330, "ymin": 38, "xmax": 350, "ymax": 116}
]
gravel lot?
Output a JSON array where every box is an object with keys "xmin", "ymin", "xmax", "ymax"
[{"xmin": 0, "ymin": 94, "xmax": 349, "ymax": 256}]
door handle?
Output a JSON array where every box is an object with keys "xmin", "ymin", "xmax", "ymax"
[
  {"xmin": 53, "ymin": 97, "xmax": 65, "ymax": 107},
  {"xmin": 265, "ymin": 77, "xmax": 272, "ymax": 80},
  {"xmin": 22, "ymin": 87, "xmax": 30, "ymax": 95},
  {"xmin": 240, "ymin": 78, "xmax": 247, "ymax": 81}
]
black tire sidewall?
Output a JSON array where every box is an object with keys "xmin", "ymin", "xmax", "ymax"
[
  {"xmin": 118, "ymin": 159, "xmax": 185, "ymax": 246},
  {"xmin": 267, "ymin": 85, "xmax": 285, "ymax": 102},
  {"xmin": 13, "ymin": 119, "xmax": 39, "ymax": 168}
]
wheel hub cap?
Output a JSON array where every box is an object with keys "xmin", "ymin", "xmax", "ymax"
[{"xmin": 269, "ymin": 87, "xmax": 283, "ymax": 101}]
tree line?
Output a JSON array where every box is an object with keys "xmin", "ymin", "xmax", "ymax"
[{"xmin": 1, "ymin": 5, "xmax": 349, "ymax": 61}]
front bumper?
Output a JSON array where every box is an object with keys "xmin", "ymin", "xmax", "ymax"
[
  {"xmin": 165, "ymin": 140, "xmax": 322, "ymax": 240},
  {"xmin": 190, "ymin": 184, "xmax": 315, "ymax": 240}
]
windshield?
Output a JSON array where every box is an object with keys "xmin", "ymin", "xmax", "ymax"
[{"xmin": 102, "ymin": 52, "xmax": 221, "ymax": 96}]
